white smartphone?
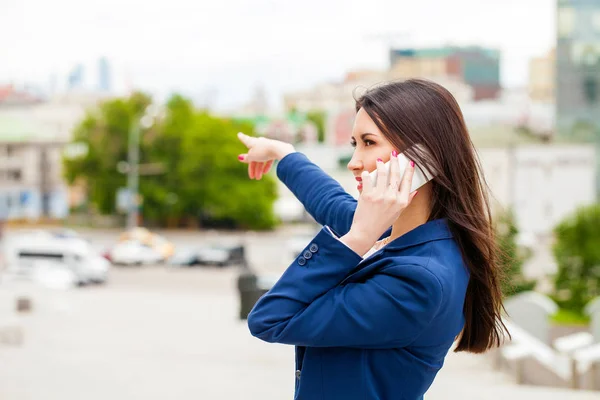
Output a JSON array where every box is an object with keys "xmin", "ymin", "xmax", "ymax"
[{"xmin": 368, "ymin": 151, "xmax": 435, "ymax": 192}]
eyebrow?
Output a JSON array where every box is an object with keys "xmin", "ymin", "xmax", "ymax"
[{"xmin": 351, "ymin": 133, "xmax": 377, "ymax": 141}]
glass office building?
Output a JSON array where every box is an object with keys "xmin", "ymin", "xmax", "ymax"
[
  {"xmin": 557, "ymin": 0, "xmax": 600, "ymax": 139},
  {"xmin": 557, "ymin": 0, "xmax": 600, "ymax": 196}
]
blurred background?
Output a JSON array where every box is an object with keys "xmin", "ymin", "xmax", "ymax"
[{"xmin": 1, "ymin": 0, "xmax": 600, "ymax": 399}]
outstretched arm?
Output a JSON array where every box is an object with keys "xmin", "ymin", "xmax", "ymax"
[
  {"xmin": 236, "ymin": 132, "xmax": 357, "ymax": 235},
  {"xmin": 277, "ymin": 152, "xmax": 357, "ymax": 236}
]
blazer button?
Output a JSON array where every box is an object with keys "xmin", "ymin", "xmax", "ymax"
[
  {"xmin": 295, "ymin": 370, "xmax": 301, "ymax": 379},
  {"xmin": 298, "ymin": 257, "xmax": 307, "ymax": 266},
  {"xmin": 309, "ymin": 243, "xmax": 319, "ymax": 253},
  {"xmin": 303, "ymin": 250, "xmax": 312, "ymax": 259}
]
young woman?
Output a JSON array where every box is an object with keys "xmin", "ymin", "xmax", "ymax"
[{"xmin": 237, "ymin": 79, "xmax": 508, "ymax": 400}]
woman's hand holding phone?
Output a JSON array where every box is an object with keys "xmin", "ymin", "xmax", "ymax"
[
  {"xmin": 340, "ymin": 151, "xmax": 419, "ymax": 257},
  {"xmin": 237, "ymin": 132, "xmax": 295, "ymax": 180}
]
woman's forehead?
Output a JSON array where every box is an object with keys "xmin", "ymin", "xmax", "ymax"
[{"xmin": 353, "ymin": 109, "xmax": 383, "ymax": 134}]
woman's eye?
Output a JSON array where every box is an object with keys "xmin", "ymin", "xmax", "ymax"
[{"xmin": 350, "ymin": 140, "xmax": 375, "ymax": 148}]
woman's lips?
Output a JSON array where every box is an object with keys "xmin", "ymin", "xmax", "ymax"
[{"xmin": 356, "ymin": 176, "xmax": 363, "ymax": 190}]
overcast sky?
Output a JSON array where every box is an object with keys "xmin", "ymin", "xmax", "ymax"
[{"xmin": 1, "ymin": 0, "xmax": 556, "ymax": 111}]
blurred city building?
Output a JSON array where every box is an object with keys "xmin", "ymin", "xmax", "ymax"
[
  {"xmin": 556, "ymin": 0, "xmax": 600, "ymax": 196},
  {"xmin": 0, "ymin": 91, "xmax": 112, "ymax": 221},
  {"xmin": 460, "ymin": 88, "xmax": 554, "ymax": 136},
  {"xmin": 529, "ymin": 48, "xmax": 556, "ymax": 103},
  {"xmin": 556, "ymin": 0, "xmax": 600, "ymax": 140},
  {"xmin": 0, "ymin": 140, "xmax": 67, "ymax": 220},
  {"xmin": 0, "ymin": 85, "xmax": 43, "ymax": 107},
  {"xmin": 389, "ymin": 46, "xmax": 501, "ymax": 100}
]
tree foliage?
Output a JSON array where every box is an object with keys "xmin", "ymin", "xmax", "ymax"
[
  {"xmin": 496, "ymin": 209, "xmax": 537, "ymax": 297},
  {"xmin": 63, "ymin": 92, "xmax": 278, "ymax": 230},
  {"xmin": 552, "ymin": 204, "xmax": 600, "ymax": 313}
]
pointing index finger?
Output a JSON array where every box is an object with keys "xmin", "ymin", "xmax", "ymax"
[{"xmin": 237, "ymin": 132, "xmax": 256, "ymax": 149}]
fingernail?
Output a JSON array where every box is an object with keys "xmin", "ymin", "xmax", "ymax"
[
  {"xmin": 414, "ymin": 190, "xmax": 418, "ymax": 197},
  {"xmin": 410, "ymin": 160, "xmax": 415, "ymax": 167},
  {"xmin": 392, "ymin": 150, "xmax": 398, "ymax": 157},
  {"xmin": 377, "ymin": 158, "xmax": 383, "ymax": 163},
  {"xmin": 238, "ymin": 155, "xmax": 244, "ymax": 160}
]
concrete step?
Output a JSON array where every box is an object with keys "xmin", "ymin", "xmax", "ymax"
[{"xmin": 427, "ymin": 351, "xmax": 599, "ymax": 399}]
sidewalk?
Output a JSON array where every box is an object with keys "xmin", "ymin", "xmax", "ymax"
[{"xmin": 0, "ymin": 267, "xmax": 597, "ymax": 400}]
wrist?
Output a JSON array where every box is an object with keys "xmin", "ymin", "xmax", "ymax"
[
  {"xmin": 273, "ymin": 143, "xmax": 295, "ymax": 160},
  {"xmin": 340, "ymin": 229, "xmax": 376, "ymax": 257}
]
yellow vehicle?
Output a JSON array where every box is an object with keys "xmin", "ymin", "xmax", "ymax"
[{"xmin": 118, "ymin": 228, "xmax": 175, "ymax": 259}]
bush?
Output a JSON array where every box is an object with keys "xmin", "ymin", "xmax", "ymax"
[
  {"xmin": 495, "ymin": 209, "xmax": 537, "ymax": 297},
  {"xmin": 550, "ymin": 308, "xmax": 590, "ymax": 326},
  {"xmin": 552, "ymin": 204, "xmax": 600, "ymax": 314}
]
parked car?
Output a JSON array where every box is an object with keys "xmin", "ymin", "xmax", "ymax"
[
  {"xmin": 166, "ymin": 248, "xmax": 201, "ymax": 266},
  {"xmin": 168, "ymin": 244, "xmax": 246, "ymax": 268},
  {"xmin": 108, "ymin": 240, "xmax": 165, "ymax": 266},
  {"xmin": 118, "ymin": 228, "xmax": 174, "ymax": 259},
  {"xmin": 3, "ymin": 230, "xmax": 110, "ymax": 285},
  {"xmin": 30, "ymin": 260, "xmax": 79, "ymax": 290},
  {"xmin": 107, "ymin": 228, "xmax": 175, "ymax": 266}
]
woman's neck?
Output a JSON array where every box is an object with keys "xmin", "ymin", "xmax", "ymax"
[{"xmin": 389, "ymin": 182, "xmax": 432, "ymax": 241}]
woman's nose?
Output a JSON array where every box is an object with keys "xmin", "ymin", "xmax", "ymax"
[{"xmin": 347, "ymin": 155, "xmax": 363, "ymax": 172}]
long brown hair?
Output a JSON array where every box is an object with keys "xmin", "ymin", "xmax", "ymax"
[{"xmin": 355, "ymin": 79, "xmax": 509, "ymax": 353}]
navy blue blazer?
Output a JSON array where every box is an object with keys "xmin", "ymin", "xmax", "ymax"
[{"xmin": 248, "ymin": 152, "xmax": 470, "ymax": 400}]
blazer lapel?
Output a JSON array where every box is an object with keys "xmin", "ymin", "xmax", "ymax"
[{"xmin": 339, "ymin": 219, "xmax": 453, "ymax": 285}]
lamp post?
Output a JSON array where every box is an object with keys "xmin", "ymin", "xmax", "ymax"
[
  {"xmin": 126, "ymin": 104, "xmax": 163, "ymax": 230},
  {"xmin": 126, "ymin": 121, "xmax": 140, "ymax": 230}
]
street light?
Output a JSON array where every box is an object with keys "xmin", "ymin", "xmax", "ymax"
[{"xmin": 126, "ymin": 104, "xmax": 164, "ymax": 230}]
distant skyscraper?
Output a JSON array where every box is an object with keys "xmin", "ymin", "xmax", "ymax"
[
  {"xmin": 556, "ymin": 0, "xmax": 600, "ymax": 140},
  {"xmin": 556, "ymin": 0, "xmax": 600, "ymax": 196},
  {"xmin": 67, "ymin": 64, "xmax": 84, "ymax": 90},
  {"xmin": 98, "ymin": 57, "xmax": 112, "ymax": 92}
]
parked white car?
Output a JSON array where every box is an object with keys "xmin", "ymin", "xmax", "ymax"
[
  {"xmin": 108, "ymin": 240, "xmax": 164, "ymax": 266},
  {"xmin": 3, "ymin": 231, "xmax": 110, "ymax": 285}
]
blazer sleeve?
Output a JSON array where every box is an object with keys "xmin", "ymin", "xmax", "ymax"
[
  {"xmin": 247, "ymin": 227, "xmax": 444, "ymax": 349},
  {"xmin": 276, "ymin": 152, "xmax": 357, "ymax": 236}
]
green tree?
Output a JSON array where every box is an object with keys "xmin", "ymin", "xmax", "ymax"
[
  {"xmin": 496, "ymin": 209, "xmax": 537, "ymax": 297},
  {"xmin": 63, "ymin": 92, "xmax": 152, "ymax": 214},
  {"xmin": 63, "ymin": 93, "xmax": 278, "ymax": 230},
  {"xmin": 552, "ymin": 204, "xmax": 600, "ymax": 314},
  {"xmin": 306, "ymin": 110, "xmax": 327, "ymax": 143},
  {"xmin": 176, "ymin": 111, "xmax": 278, "ymax": 229},
  {"xmin": 138, "ymin": 94, "xmax": 194, "ymax": 224}
]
